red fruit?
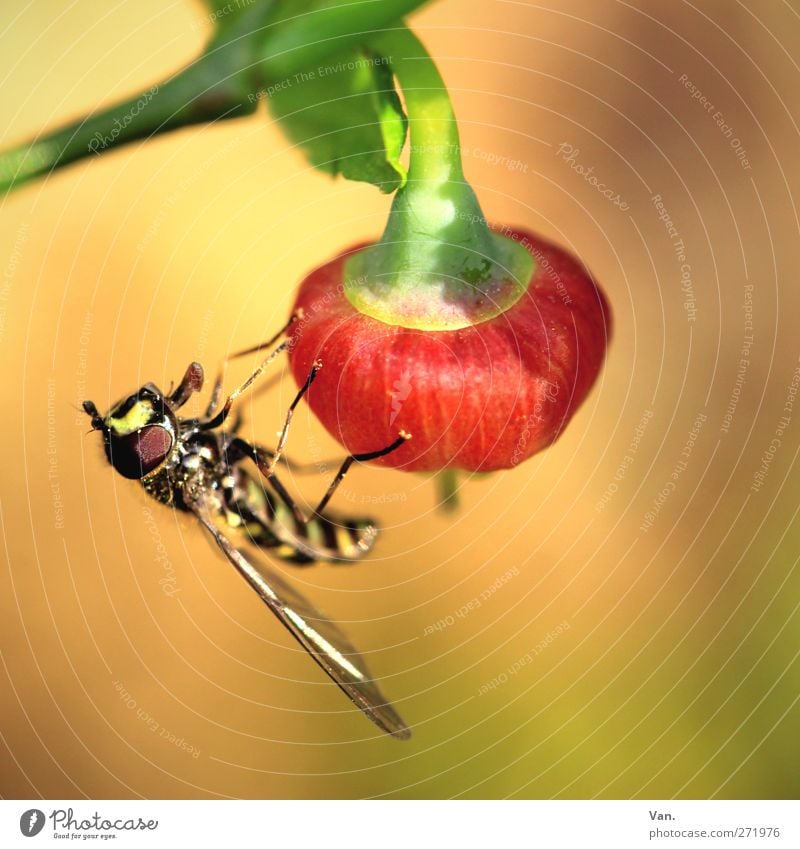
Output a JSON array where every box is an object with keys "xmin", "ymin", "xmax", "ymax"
[{"xmin": 288, "ymin": 227, "xmax": 611, "ymax": 473}]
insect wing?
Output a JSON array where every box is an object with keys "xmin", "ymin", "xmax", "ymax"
[{"xmin": 186, "ymin": 490, "xmax": 410, "ymax": 740}]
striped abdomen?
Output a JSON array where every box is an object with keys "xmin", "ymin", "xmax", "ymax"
[{"xmin": 225, "ymin": 468, "xmax": 377, "ymax": 564}]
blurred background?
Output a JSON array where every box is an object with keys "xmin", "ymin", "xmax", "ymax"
[{"xmin": 1, "ymin": 0, "xmax": 799, "ymax": 799}]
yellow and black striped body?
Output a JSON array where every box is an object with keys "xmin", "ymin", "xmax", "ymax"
[
  {"xmin": 84, "ymin": 350, "xmax": 412, "ymax": 739},
  {"xmin": 138, "ymin": 422, "xmax": 377, "ymax": 564},
  {"xmin": 223, "ymin": 465, "xmax": 377, "ymax": 564},
  {"xmin": 94, "ymin": 380, "xmax": 378, "ymax": 565}
]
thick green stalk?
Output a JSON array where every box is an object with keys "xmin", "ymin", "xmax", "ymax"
[
  {"xmin": 0, "ymin": 54, "xmax": 256, "ymax": 194},
  {"xmin": 0, "ymin": 0, "xmax": 432, "ymax": 195},
  {"xmin": 259, "ymin": 0, "xmax": 433, "ymax": 79},
  {"xmin": 343, "ymin": 25, "xmax": 534, "ymax": 330},
  {"xmin": 436, "ymin": 469, "xmax": 460, "ymax": 512}
]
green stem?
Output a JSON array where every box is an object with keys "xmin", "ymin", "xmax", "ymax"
[
  {"xmin": 436, "ymin": 469, "xmax": 460, "ymax": 512},
  {"xmin": 0, "ymin": 0, "xmax": 433, "ymax": 195},
  {"xmin": 377, "ymin": 26, "xmax": 464, "ymax": 186},
  {"xmin": 344, "ymin": 25, "xmax": 534, "ymax": 330},
  {"xmin": 0, "ymin": 56, "xmax": 256, "ymax": 194},
  {"xmin": 260, "ymin": 0, "xmax": 431, "ymax": 80}
]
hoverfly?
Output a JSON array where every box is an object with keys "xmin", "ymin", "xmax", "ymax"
[{"xmin": 83, "ymin": 313, "xmax": 411, "ymax": 739}]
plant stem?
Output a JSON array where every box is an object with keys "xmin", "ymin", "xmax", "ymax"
[
  {"xmin": 0, "ymin": 46, "xmax": 258, "ymax": 194},
  {"xmin": 343, "ymin": 25, "xmax": 534, "ymax": 331},
  {"xmin": 376, "ymin": 26, "xmax": 465, "ymax": 186},
  {"xmin": 436, "ymin": 469, "xmax": 460, "ymax": 512},
  {"xmin": 0, "ymin": 0, "xmax": 434, "ymax": 195},
  {"xmin": 260, "ymin": 0, "xmax": 431, "ymax": 80}
]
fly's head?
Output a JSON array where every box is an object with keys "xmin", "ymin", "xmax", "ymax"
[{"xmin": 83, "ymin": 384, "xmax": 178, "ymax": 480}]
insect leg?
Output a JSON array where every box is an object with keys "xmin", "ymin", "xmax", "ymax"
[
  {"xmin": 226, "ymin": 437, "xmax": 381, "ymax": 564},
  {"xmin": 201, "ymin": 341, "xmax": 288, "ymax": 431},
  {"xmin": 227, "ymin": 437, "xmax": 309, "ymax": 528},
  {"xmin": 276, "ymin": 453, "xmax": 349, "ymax": 475},
  {"xmin": 204, "ymin": 311, "xmax": 302, "ymax": 418},
  {"xmin": 314, "ymin": 432, "xmax": 412, "ymax": 516},
  {"xmin": 263, "ymin": 360, "xmax": 322, "ymax": 475},
  {"xmin": 232, "ymin": 445, "xmax": 347, "ymax": 477}
]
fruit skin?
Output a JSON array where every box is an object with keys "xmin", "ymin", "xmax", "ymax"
[{"xmin": 288, "ymin": 227, "xmax": 611, "ymax": 473}]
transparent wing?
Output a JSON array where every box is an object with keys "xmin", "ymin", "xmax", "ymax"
[{"xmin": 185, "ymin": 488, "xmax": 411, "ymax": 740}]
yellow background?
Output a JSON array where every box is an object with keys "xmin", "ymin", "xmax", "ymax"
[{"xmin": 1, "ymin": 0, "xmax": 799, "ymax": 798}]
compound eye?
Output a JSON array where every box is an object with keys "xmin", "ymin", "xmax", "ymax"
[{"xmin": 107, "ymin": 425, "xmax": 174, "ymax": 479}]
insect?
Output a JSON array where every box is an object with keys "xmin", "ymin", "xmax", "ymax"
[{"xmin": 83, "ymin": 313, "xmax": 411, "ymax": 739}]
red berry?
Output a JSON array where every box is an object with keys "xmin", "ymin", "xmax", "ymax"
[{"xmin": 288, "ymin": 227, "xmax": 611, "ymax": 472}]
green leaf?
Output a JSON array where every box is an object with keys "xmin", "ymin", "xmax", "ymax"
[
  {"xmin": 265, "ymin": 47, "xmax": 407, "ymax": 192},
  {"xmin": 371, "ymin": 59, "xmax": 407, "ymax": 189}
]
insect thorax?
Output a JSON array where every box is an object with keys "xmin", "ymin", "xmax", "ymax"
[
  {"xmin": 141, "ymin": 430, "xmax": 223, "ymax": 509},
  {"xmin": 141, "ymin": 465, "xmax": 176, "ymax": 506}
]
